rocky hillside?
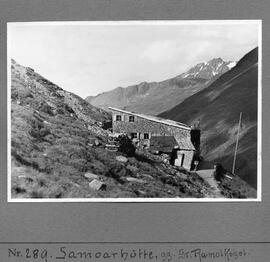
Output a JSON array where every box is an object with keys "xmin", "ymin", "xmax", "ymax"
[
  {"xmin": 160, "ymin": 47, "xmax": 258, "ymax": 189},
  {"xmin": 10, "ymin": 60, "xmax": 255, "ymax": 199},
  {"xmin": 86, "ymin": 58, "xmax": 235, "ymax": 115},
  {"xmin": 180, "ymin": 58, "xmax": 236, "ymax": 79}
]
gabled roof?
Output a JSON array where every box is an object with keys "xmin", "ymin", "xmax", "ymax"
[
  {"xmin": 109, "ymin": 107, "xmax": 191, "ymax": 131},
  {"xmin": 150, "ymin": 136, "xmax": 178, "ymax": 153},
  {"xmin": 176, "ymin": 135, "xmax": 195, "ymax": 151}
]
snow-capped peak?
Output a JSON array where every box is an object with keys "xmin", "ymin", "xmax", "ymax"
[{"xmin": 180, "ymin": 58, "xmax": 237, "ymax": 80}]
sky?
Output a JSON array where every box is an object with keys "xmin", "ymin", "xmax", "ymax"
[{"xmin": 8, "ymin": 21, "xmax": 260, "ymax": 98}]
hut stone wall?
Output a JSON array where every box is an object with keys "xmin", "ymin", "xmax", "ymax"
[
  {"xmin": 111, "ymin": 109, "xmax": 196, "ymax": 170},
  {"xmin": 112, "ymin": 111, "xmax": 192, "ymax": 149}
]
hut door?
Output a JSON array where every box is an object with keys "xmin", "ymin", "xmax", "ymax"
[
  {"xmin": 177, "ymin": 152, "xmax": 185, "ymax": 167},
  {"xmin": 181, "ymin": 154, "xmax": 185, "ymax": 167}
]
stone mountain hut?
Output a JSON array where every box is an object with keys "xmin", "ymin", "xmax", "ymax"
[{"xmin": 109, "ymin": 107, "xmax": 200, "ymax": 170}]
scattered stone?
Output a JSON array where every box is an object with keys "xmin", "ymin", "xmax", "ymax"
[
  {"xmin": 176, "ymin": 173, "xmax": 187, "ymax": 180},
  {"xmin": 126, "ymin": 165, "xmax": 139, "ymax": 173},
  {"xmin": 160, "ymin": 153, "xmax": 170, "ymax": 164},
  {"xmin": 94, "ymin": 139, "xmax": 101, "ymax": 146},
  {"xmin": 151, "ymin": 150, "xmax": 160, "ymax": 155},
  {"xmin": 115, "ymin": 155, "xmax": 128, "ymax": 163},
  {"xmin": 88, "ymin": 138, "xmax": 96, "ymax": 146},
  {"xmin": 182, "ymin": 182, "xmax": 190, "ymax": 189},
  {"xmin": 84, "ymin": 172, "xmax": 99, "ymax": 180},
  {"xmin": 141, "ymin": 174, "xmax": 154, "ymax": 180},
  {"xmin": 126, "ymin": 177, "xmax": 145, "ymax": 183},
  {"xmin": 137, "ymin": 190, "xmax": 147, "ymax": 196},
  {"xmin": 89, "ymin": 179, "xmax": 106, "ymax": 191},
  {"xmin": 18, "ymin": 176, "xmax": 33, "ymax": 182}
]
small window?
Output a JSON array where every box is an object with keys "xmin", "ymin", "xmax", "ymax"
[
  {"xmin": 116, "ymin": 115, "xmax": 122, "ymax": 121},
  {"xmin": 144, "ymin": 133, "xmax": 149, "ymax": 139},
  {"xmin": 131, "ymin": 133, "xmax": 138, "ymax": 139},
  {"xmin": 129, "ymin": 116, "xmax": 135, "ymax": 122}
]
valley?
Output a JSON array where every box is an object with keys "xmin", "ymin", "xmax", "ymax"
[{"xmin": 10, "ymin": 57, "xmax": 257, "ymax": 199}]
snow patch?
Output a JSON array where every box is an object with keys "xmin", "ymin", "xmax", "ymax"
[
  {"xmin": 227, "ymin": 61, "xmax": 236, "ymax": 69},
  {"xmin": 216, "ymin": 62, "xmax": 223, "ymax": 69},
  {"xmin": 182, "ymin": 73, "xmax": 189, "ymax": 78}
]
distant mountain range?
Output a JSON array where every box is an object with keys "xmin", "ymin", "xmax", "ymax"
[
  {"xmin": 86, "ymin": 58, "xmax": 236, "ymax": 115},
  {"xmin": 160, "ymin": 47, "xmax": 258, "ymax": 188}
]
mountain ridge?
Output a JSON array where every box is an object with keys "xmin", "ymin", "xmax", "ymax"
[
  {"xmin": 180, "ymin": 58, "xmax": 236, "ymax": 79},
  {"xmin": 86, "ymin": 57, "xmax": 236, "ymax": 115}
]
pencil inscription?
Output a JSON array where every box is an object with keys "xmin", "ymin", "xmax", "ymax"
[{"xmin": 7, "ymin": 246, "xmax": 249, "ymax": 262}]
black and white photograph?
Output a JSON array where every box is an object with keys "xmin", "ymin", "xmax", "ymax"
[{"xmin": 7, "ymin": 21, "xmax": 261, "ymax": 201}]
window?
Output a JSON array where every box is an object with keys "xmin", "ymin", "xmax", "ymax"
[
  {"xmin": 116, "ymin": 115, "xmax": 122, "ymax": 121},
  {"xmin": 144, "ymin": 133, "xmax": 149, "ymax": 139},
  {"xmin": 129, "ymin": 116, "xmax": 135, "ymax": 122},
  {"xmin": 131, "ymin": 133, "xmax": 138, "ymax": 139}
]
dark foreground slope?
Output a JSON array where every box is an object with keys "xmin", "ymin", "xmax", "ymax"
[
  {"xmin": 86, "ymin": 58, "xmax": 234, "ymax": 115},
  {"xmin": 160, "ymin": 48, "xmax": 258, "ymax": 188},
  {"xmin": 12, "ymin": 60, "xmax": 239, "ymax": 199}
]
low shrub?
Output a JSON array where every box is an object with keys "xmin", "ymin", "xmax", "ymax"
[
  {"xmin": 38, "ymin": 102, "xmax": 54, "ymax": 116},
  {"xmin": 118, "ymin": 135, "xmax": 136, "ymax": 156},
  {"xmin": 105, "ymin": 164, "xmax": 132, "ymax": 184}
]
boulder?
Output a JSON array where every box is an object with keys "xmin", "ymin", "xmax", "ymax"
[
  {"xmin": 88, "ymin": 138, "xmax": 96, "ymax": 146},
  {"xmin": 126, "ymin": 177, "xmax": 145, "ymax": 183},
  {"xmin": 84, "ymin": 172, "xmax": 99, "ymax": 180},
  {"xmin": 89, "ymin": 179, "xmax": 106, "ymax": 191},
  {"xmin": 126, "ymin": 165, "xmax": 139, "ymax": 173},
  {"xmin": 176, "ymin": 173, "xmax": 188, "ymax": 180},
  {"xmin": 115, "ymin": 155, "xmax": 128, "ymax": 163},
  {"xmin": 141, "ymin": 173, "xmax": 154, "ymax": 180},
  {"xmin": 94, "ymin": 139, "xmax": 101, "ymax": 146},
  {"xmin": 136, "ymin": 190, "xmax": 147, "ymax": 196}
]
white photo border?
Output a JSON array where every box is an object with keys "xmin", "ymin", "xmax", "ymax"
[{"xmin": 7, "ymin": 20, "xmax": 262, "ymax": 202}]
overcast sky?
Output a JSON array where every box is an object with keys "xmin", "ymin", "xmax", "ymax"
[{"xmin": 8, "ymin": 21, "xmax": 260, "ymax": 98}]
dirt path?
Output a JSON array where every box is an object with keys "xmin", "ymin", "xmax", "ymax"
[{"xmin": 196, "ymin": 169, "xmax": 223, "ymax": 197}]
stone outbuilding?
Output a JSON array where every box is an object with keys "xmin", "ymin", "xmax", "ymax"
[{"xmin": 109, "ymin": 107, "xmax": 200, "ymax": 170}]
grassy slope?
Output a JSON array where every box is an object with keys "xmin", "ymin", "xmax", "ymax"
[
  {"xmin": 12, "ymin": 60, "xmax": 232, "ymax": 199},
  {"xmin": 160, "ymin": 48, "xmax": 258, "ymax": 188}
]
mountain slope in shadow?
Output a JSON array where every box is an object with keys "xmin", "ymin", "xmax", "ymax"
[{"xmin": 160, "ymin": 47, "xmax": 258, "ymax": 188}]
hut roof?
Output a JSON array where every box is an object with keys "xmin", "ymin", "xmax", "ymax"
[
  {"xmin": 177, "ymin": 135, "xmax": 195, "ymax": 150},
  {"xmin": 150, "ymin": 136, "xmax": 178, "ymax": 153},
  {"xmin": 109, "ymin": 107, "xmax": 191, "ymax": 131}
]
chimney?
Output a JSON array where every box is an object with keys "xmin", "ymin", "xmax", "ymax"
[{"xmin": 191, "ymin": 119, "xmax": 201, "ymax": 156}]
